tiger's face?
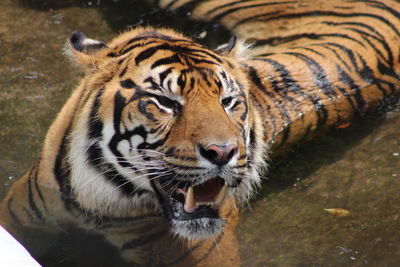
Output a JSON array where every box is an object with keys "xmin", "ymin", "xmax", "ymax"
[{"xmin": 66, "ymin": 28, "xmax": 264, "ymax": 240}]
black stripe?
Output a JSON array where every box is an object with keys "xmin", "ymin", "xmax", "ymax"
[
  {"xmin": 136, "ymin": 42, "xmax": 223, "ymax": 66},
  {"xmin": 191, "ymin": 232, "xmax": 224, "ymax": 265},
  {"xmin": 165, "ymin": 154, "xmax": 197, "ymax": 161},
  {"xmin": 27, "ymin": 175, "xmax": 44, "ymax": 221},
  {"xmin": 190, "ymin": 50, "xmax": 224, "ymax": 64},
  {"xmin": 283, "ymin": 52, "xmax": 336, "ymax": 96},
  {"xmin": 293, "ymin": 46, "xmax": 326, "ymax": 57},
  {"xmin": 126, "ymin": 36, "xmax": 155, "ymax": 46},
  {"xmin": 345, "ymin": 27, "xmax": 393, "ymax": 66},
  {"xmin": 324, "ymin": 44, "xmax": 353, "ymax": 71},
  {"xmin": 249, "ymin": 58, "xmax": 315, "ymax": 132},
  {"xmin": 373, "ymin": 70, "xmax": 398, "ymax": 95},
  {"xmin": 113, "ymin": 90, "xmax": 126, "ymax": 133},
  {"xmin": 78, "ymin": 81, "xmax": 95, "ymax": 108},
  {"xmin": 97, "ymin": 91, "xmax": 150, "ymax": 196},
  {"xmin": 357, "ymin": 55, "xmax": 389, "ymax": 97},
  {"xmin": 253, "ymin": 32, "xmax": 364, "ymax": 47},
  {"xmin": 239, "ymin": 154, "xmax": 247, "ymax": 161},
  {"xmin": 188, "ymin": 57, "xmax": 220, "ymax": 66},
  {"xmin": 363, "ymin": 0, "xmax": 400, "ymax": 22},
  {"xmin": 333, "ymin": 5, "xmax": 355, "ymax": 10},
  {"xmin": 54, "ymin": 122, "xmax": 78, "ymax": 212},
  {"xmin": 120, "ymin": 79, "xmax": 137, "ymax": 89},
  {"xmin": 117, "ymin": 56, "xmax": 129, "ymax": 65},
  {"xmin": 318, "ymin": 43, "xmax": 353, "ymax": 71},
  {"xmin": 7, "ymin": 198, "xmax": 21, "ymax": 224},
  {"xmin": 32, "ymin": 164, "xmax": 47, "ymax": 211},
  {"xmin": 164, "ymin": 241, "xmax": 205, "ymax": 265},
  {"xmin": 119, "ymin": 66, "xmax": 128, "ymax": 78},
  {"xmin": 121, "ymin": 230, "xmax": 166, "ymax": 250},
  {"xmin": 120, "ymin": 42, "xmax": 151, "ymax": 56},
  {"xmin": 247, "ymin": 128, "xmax": 256, "ymax": 165},
  {"xmin": 278, "ymin": 127, "xmax": 290, "ymax": 148},
  {"xmin": 23, "ymin": 207, "xmax": 34, "ymax": 222},
  {"xmin": 255, "ymin": 57, "xmax": 329, "ymax": 131},
  {"xmin": 321, "ymin": 21, "xmax": 393, "ymax": 67},
  {"xmin": 205, "ymin": 0, "xmax": 252, "ymax": 14},
  {"xmin": 321, "ymin": 21, "xmax": 385, "ymax": 40},
  {"xmin": 233, "ymin": 11, "xmax": 400, "ymax": 36},
  {"xmin": 159, "ymin": 67, "xmax": 174, "ymax": 87},
  {"xmin": 88, "ymin": 89, "xmax": 104, "ymax": 139},
  {"xmin": 120, "ymin": 43, "xmax": 142, "ymax": 56},
  {"xmin": 254, "ymin": 57, "xmax": 313, "ymax": 98},
  {"xmin": 138, "ymin": 100, "xmax": 158, "ymax": 122},
  {"xmin": 143, "ymin": 77, "xmax": 163, "ymax": 92},
  {"xmin": 234, "ymin": 163, "xmax": 248, "ymax": 169},
  {"xmin": 151, "ymin": 54, "xmax": 181, "ymax": 69},
  {"xmin": 168, "ymin": 0, "xmax": 208, "ymax": 15},
  {"xmin": 164, "ymin": 162, "xmax": 205, "ymax": 170},
  {"xmin": 135, "ymin": 44, "xmax": 171, "ymax": 65},
  {"xmin": 96, "ymin": 213, "xmax": 160, "ymax": 229},
  {"xmin": 87, "ymin": 142, "xmax": 148, "ymax": 197},
  {"xmin": 177, "ymin": 72, "xmax": 187, "ymax": 90},
  {"xmin": 245, "ymin": 65, "xmax": 277, "ymax": 138},
  {"xmin": 107, "ymin": 52, "xmax": 117, "ymax": 57},
  {"xmin": 210, "ymin": 1, "xmax": 297, "ymax": 21},
  {"xmin": 126, "ymin": 35, "xmax": 193, "ymax": 46},
  {"xmin": 333, "ymin": 66, "xmax": 357, "ymax": 110},
  {"xmin": 377, "ymin": 59, "xmax": 400, "ymax": 80},
  {"xmin": 336, "ymin": 64, "xmax": 365, "ymax": 114},
  {"xmin": 138, "ymin": 135, "xmax": 168, "ymax": 150}
]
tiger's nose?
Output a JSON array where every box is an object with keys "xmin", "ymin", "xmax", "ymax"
[{"xmin": 198, "ymin": 143, "xmax": 238, "ymax": 166}]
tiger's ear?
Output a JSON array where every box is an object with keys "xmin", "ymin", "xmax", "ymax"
[
  {"xmin": 214, "ymin": 36, "xmax": 237, "ymax": 55},
  {"xmin": 214, "ymin": 35, "xmax": 249, "ymax": 60},
  {"xmin": 64, "ymin": 31, "xmax": 109, "ymax": 72}
]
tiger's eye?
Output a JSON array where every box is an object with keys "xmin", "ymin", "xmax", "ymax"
[
  {"xmin": 155, "ymin": 95, "xmax": 181, "ymax": 112},
  {"xmin": 221, "ymin": 97, "xmax": 233, "ymax": 107}
]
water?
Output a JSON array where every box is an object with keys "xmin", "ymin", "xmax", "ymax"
[
  {"xmin": 238, "ymin": 112, "xmax": 400, "ymax": 266},
  {"xmin": 0, "ymin": 0, "xmax": 399, "ymax": 266}
]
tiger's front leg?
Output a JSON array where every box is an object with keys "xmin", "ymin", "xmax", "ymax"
[{"xmin": 0, "ymin": 164, "xmax": 68, "ymax": 242}]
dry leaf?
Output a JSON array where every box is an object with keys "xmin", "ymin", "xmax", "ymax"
[
  {"xmin": 336, "ymin": 122, "xmax": 351, "ymax": 129},
  {"xmin": 324, "ymin": 208, "xmax": 350, "ymax": 218}
]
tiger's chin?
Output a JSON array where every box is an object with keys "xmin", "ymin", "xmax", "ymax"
[
  {"xmin": 151, "ymin": 176, "xmax": 229, "ymax": 240},
  {"xmin": 171, "ymin": 217, "xmax": 225, "ymax": 240}
]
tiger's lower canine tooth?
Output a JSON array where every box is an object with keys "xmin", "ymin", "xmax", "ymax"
[
  {"xmin": 214, "ymin": 185, "xmax": 228, "ymax": 208},
  {"xmin": 184, "ymin": 186, "xmax": 195, "ymax": 212}
]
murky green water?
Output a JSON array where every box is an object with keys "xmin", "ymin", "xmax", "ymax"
[{"xmin": 0, "ymin": 0, "xmax": 399, "ymax": 266}]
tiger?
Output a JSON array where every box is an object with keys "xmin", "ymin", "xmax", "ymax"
[{"xmin": 1, "ymin": 0, "xmax": 400, "ymax": 266}]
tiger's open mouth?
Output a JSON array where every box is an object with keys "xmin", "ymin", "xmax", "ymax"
[
  {"xmin": 151, "ymin": 176, "xmax": 230, "ymax": 239},
  {"xmin": 154, "ymin": 176, "xmax": 228, "ymax": 219}
]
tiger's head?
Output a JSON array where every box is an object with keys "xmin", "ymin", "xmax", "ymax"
[{"xmin": 65, "ymin": 27, "xmax": 265, "ymax": 240}]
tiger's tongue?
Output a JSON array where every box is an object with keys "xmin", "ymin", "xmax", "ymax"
[{"xmin": 183, "ymin": 179, "xmax": 228, "ymax": 213}]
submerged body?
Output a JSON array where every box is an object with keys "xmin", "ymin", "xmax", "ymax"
[{"xmin": 1, "ymin": 0, "xmax": 400, "ymax": 266}]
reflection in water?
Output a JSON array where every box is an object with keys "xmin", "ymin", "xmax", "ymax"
[{"xmin": 0, "ymin": 0, "xmax": 399, "ymax": 266}]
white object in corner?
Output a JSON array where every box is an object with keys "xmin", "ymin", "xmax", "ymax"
[{"xmin": 0, "ymin": 225, "xmax": 41, "ymax": 267}]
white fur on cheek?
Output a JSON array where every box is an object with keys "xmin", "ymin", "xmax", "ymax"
[
  {"xmin": 68, "ymin": 115, "xmax": 159, "ymax": 217},
  {"xmin": 237, "ymin": 107, "xmax": 267, "ymax": 204},
  {"xmin": 101, "ymin": 122, "xmax": 153, "ymax": 192}
]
